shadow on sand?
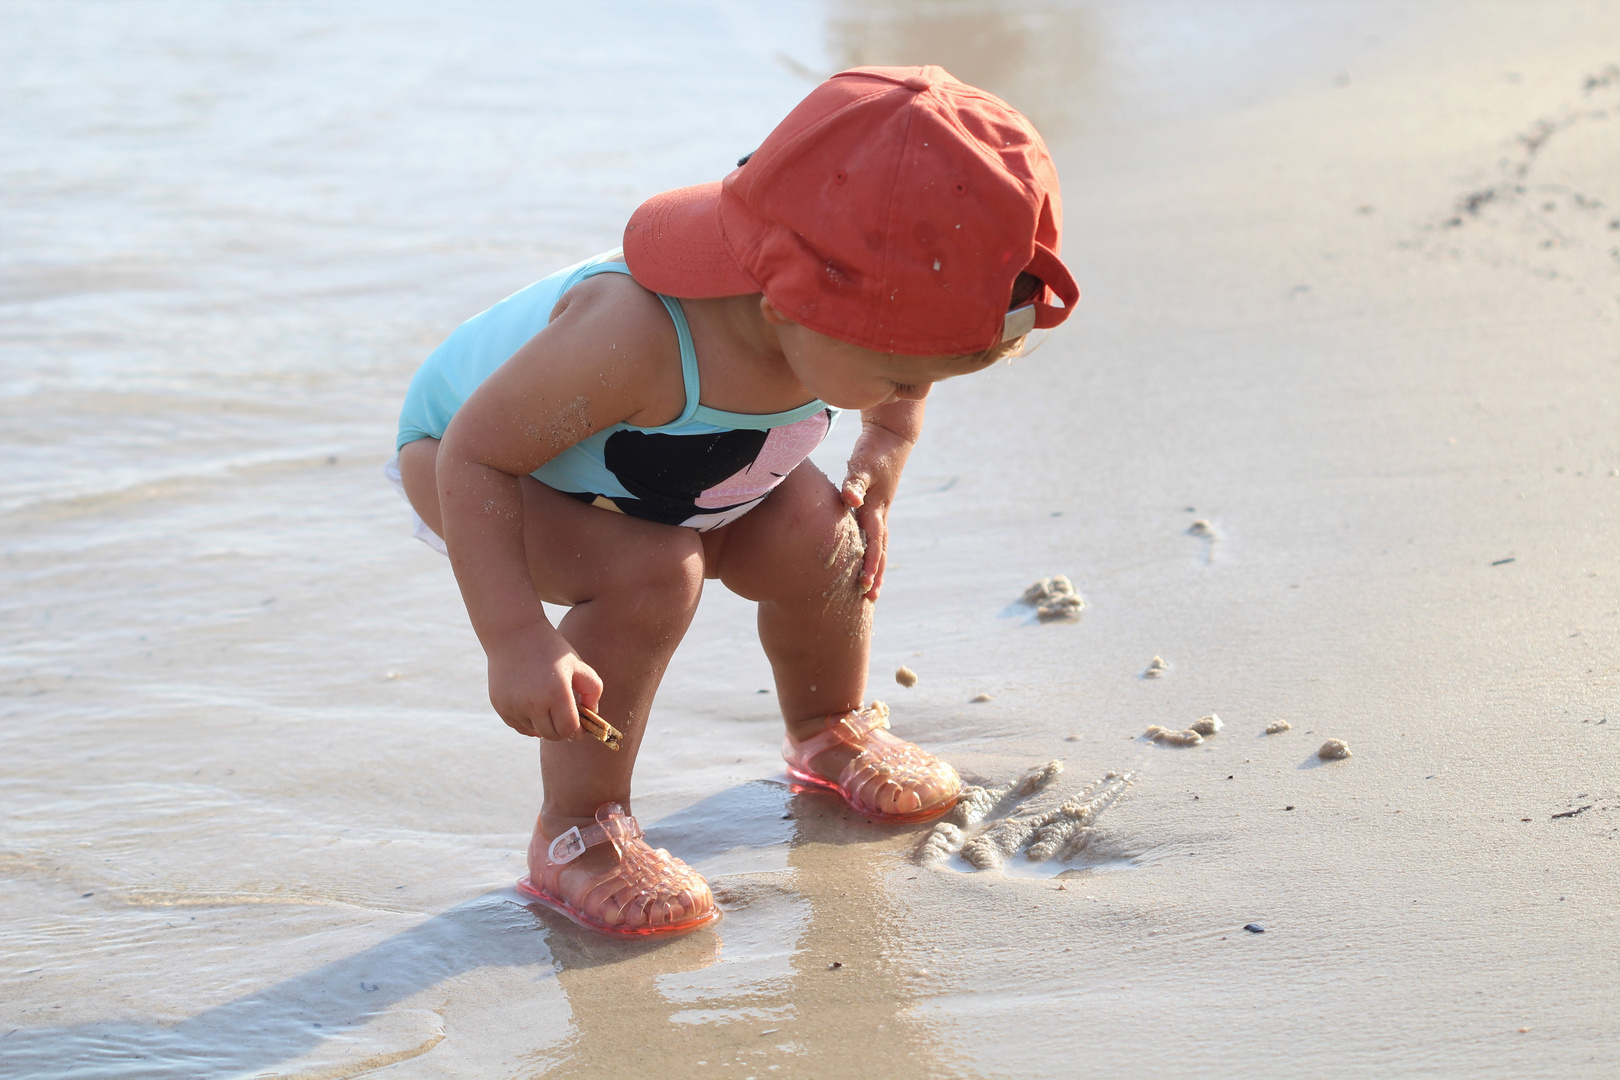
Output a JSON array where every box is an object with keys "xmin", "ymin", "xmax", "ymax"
[{"xmin": 2, "ymin": 780, "xmax": 963, "ymax": 1078}]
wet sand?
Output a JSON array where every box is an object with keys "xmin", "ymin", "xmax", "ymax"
[{"xmin": 4, "ymin": 2, "xmax": 1619, "ymax": 1077}]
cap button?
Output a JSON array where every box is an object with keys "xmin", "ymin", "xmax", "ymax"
[{"xmin": 901, "ymin": 75, "xmax": 931, "ymax": 91}]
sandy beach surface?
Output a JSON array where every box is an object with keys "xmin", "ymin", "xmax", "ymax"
[{"xmin": 3, "ymin": 2, "xmax": 1618, "ymax": 1076}]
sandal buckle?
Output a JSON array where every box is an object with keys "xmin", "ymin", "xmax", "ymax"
[{"xmin": 548, "ymin": 826, "xmax": 587, "ymax": 865}]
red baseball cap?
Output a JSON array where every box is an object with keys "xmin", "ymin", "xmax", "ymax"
[{"xmin": 623, "ymin": 65, "xmax": 1078, "ymax": 356}]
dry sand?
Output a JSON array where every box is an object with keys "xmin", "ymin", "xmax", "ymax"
[{"xmin": 2, "ymin": 2, "xmax": 1618, "ymax": 1078}]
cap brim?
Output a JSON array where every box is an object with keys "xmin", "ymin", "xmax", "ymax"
[{"xmin": 622, "ymin": 181, "xmax": 760, "ymax": 298}]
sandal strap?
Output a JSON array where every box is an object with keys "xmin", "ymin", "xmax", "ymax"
[
  {"xmin": 790, "ymin": 701, "xmax": 890, "ymax": 760},
  {"xmin": 545, "ymin": 803, "xmax": 644, "ymax": 866}
]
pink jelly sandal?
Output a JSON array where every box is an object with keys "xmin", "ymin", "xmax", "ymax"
[
  {"xmin": 782, "ymin": 701, "xmax": 962, "ymax": 823},
  {"xmin": 516, "ymin": 802, "xmax": 718, "ymax": 937}
]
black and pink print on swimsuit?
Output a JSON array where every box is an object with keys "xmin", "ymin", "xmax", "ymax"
[{"xmin": 587, "ymin": 409, "xmax": 833, "ymax": 530}]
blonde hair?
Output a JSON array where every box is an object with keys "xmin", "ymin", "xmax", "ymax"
[{"xmin": 955, "ymin": 271, "xmax": 1045, "ymax": 365}]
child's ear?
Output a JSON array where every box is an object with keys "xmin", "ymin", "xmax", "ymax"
[{"xmin": 758, "ymin": 296, "xmax": 795, "ymax": 327}]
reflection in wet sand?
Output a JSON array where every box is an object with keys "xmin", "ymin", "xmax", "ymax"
[
  {"xmin": 523, "ymin": 912, "xmax": 726, "ymax": 1076},
  {"xmin": 535, "ymin": 781, "xmax": 958, "ymax": 1077},
  {"xmin": 774, "ymin": 790, "xmax": 963, "ymax": 1076}
]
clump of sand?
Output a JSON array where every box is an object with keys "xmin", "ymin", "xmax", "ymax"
[
  {"xmin": 915, "ymin": 822, "xmax": 968, "ymax": 866},
  {"xmin": 1265, "ymin": 720, "xmax": 1292, "ymax": 734},
  {"xmin": 970, "ymin": 692, "xmax": 993, "ymax": 703},
  {"xmin": 1318, "ymin": 739, "xmax": 1352, "ymax": 761},
  {"xmin": 1189, "ymin": 714, "xmax": 1222, "ymax": 736},
  {"xmin": 1187, "ymin": 519, "xmax": 1217, "ymax": 539},
  {"xmin": 919, "ymin": 765, "xmax": 1134, "ymax": 870},
  {"xmin": 1144, "ymin": 656, "xmax": 1168, "ymax": 678},
  {"xmin": 894, "ymin": 665, "xmax": 918, "ymax": 688},
  {"xmin": 1021, "ymin": 575, "xmax": 1084, "ymax": 621},
  {"xmin": 1145, "ymin": 724, "xmax": 1203, "ymax": 746},
  {"xmin": 1037, "ymin": 594, "xmax": 1083, "ymax": 620},
  {"xmin": 948, "ymin": 760, "xmax": 1066, "ymax": 827}
]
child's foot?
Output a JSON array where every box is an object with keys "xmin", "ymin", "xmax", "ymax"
[
  {"xmin": 518, "ymin": 802, "xmax": 718, "ymax": 936},
  {"xmin": 782, "ymin": 702, "xmax": 961, "ymax": 823}
]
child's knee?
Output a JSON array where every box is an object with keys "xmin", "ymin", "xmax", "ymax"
[
  {"xmin": 714, "ymin": 466, "xmax": 866, "ymax": 606},
  {"xmin": 814, "ymin": 504, "xmax": 867, "ymax": 599},
  {"xmin": 775, "ymin": 479, "xmax": 867, "ymax": 604},
  {"xmin": 615, "ymin": 537, "xmax": 704, "ymax": 626}
]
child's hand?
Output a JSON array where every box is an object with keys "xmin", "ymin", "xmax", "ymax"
[
  {"xmin": 486, "ymin": 622, "xmax": 603, "ymax": 741},
  {"xmin": 841, "ymin": 404, "xmax": 923, "ymax": 602},
  {"xmin": 839, "ymin": 471, "xmax": 889, "ymax": 601}
]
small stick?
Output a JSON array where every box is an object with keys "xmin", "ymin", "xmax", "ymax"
[{"xmin": 578, "ymin": 705, "xmax": 623, "ymax": 751}]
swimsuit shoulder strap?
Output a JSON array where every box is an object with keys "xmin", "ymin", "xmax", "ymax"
[
  {"xmin": 568, "ymin": 255, "xmax": 830, "ymax": 431},
  {"xmin": 573, "ymin": 260, "xmax": 703, "ymax": 428}
]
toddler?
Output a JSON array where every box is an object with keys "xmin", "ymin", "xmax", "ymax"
[{"xmin": 390, "ymin": 66, "xmax": 1077, "ymax": 936}]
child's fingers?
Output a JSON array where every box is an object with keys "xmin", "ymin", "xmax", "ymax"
[
  {"xmin": 497, "ymin": 709, "xmax": 540, "ymax": 739},
  {"xmin": 549, "ymin": 698, "xmax": 583, "ymax": 741},
  {"xmin": 856, "ymin": 509, "xmax": 885, "ymax": 596},
  {"xmin": 862, "ymin": 550, "xmax": 884, "ymax": 601},
  {"xmin": 860, "ymin": 535, "xmax": 881, "ymax": 592},
  {"xmin": 842, "ymin": 474, "xmax": 868, "ymax": 508},
  {"xmin": 489, "ymin": 681, "xmax": 541, "ymax": 738},
  {"xmin": 868, "ymin": 543, "xmax": 888, "ymax": 599},
  {"xmin": 571, "ymin": 663, "xmax": 604, "ymax": 712},
  {"xmin": 542, "ymin": 661, "xmax": 603, "ymax": 741}
]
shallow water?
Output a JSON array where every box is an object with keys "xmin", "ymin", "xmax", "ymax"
[{"xmin": 7, "ymin": 2, "xmax": 1620, "ymax": 1077}]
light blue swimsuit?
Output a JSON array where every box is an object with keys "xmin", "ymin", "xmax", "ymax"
[{"xmin": 398, "ymin": 251, "xmax": 838, "ymax": 531}]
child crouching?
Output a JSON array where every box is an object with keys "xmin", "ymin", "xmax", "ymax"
[{"xmin": 391, "ymin": 66, "xmax": 1078, "ymax": 935}]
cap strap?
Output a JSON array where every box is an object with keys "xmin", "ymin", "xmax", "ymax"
[
  {"xmin": 1023, "ymin": 244, "xmax": 1080, "ymax": 330},
  {"xmin": 1001, "ymin": 304, "xmax": 1037, "ymax": 343}
]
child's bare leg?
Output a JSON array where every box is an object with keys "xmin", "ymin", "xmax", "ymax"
[
  {"xmin": 518, "ymin": 478, "xmax": 704, "ymax": 820},
  {"xmin": 518, "ymin": 479, "xmax": 714, "ymax": 925},
  {"xmin": 402, "ymin": 439, "xmax": 702, "ymax": 805},
  {"xmin": 706, "ymin": 462, "xmax": 957, "ymax": 819},
  {"xmin": 400, "ymin": 438, "xmax": 710, "ymax": 923},
  {"xmin": 704, "ymin": 462, "xmax": 871, "ymax": 733}
]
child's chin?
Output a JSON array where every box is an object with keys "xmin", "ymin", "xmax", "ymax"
[{"xmin": 824, "ymin": 392, "xmax": 889, "ymax": 411}]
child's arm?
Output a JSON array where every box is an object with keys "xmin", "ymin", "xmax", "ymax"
[
  {"xmin": 839, "ymin": 398, "xmax": 925, "ymax": 602},
  {"xmin": 434, "ymin": 278, "xmax": 682, "ymax": 740}
]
